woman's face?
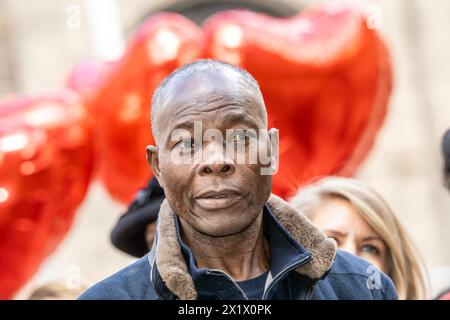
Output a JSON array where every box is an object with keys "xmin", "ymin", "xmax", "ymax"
[{"xmin": 310, "ymin": 197, "xmax": 389, "ymax": 273}]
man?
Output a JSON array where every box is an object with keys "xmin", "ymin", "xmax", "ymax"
[{"xmin": 79, "ymin": 60, "xmax": 397, "ymax": 300}]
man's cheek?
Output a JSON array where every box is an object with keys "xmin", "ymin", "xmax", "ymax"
[
  {"xmin": 160, "ymin": 162, "xmax": 192, "ymax": 191},
  {"xmin": 243, "ymin": 163, "xmax": 272, "ymax": 187},
  {"xmin": 158, "ymin": 159, "xmax": 177, "ymax": 191},
  {"xmin": 159, "ymin": 168, "xmax": 188, "ymax": 209},
  {"xmin": 161, "ymin": 167, "xmax": 181, "ymax": 189},
  {"xmin": 246, "ymin": 163, "xmax": 263, "ymax": 176},
  {"xmin": 258, "ymin": 174, "xmax": 272, "ymax": 190}
]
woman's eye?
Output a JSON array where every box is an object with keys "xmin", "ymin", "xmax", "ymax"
[
  {"xmin": 361, "ymin": 245, "xmax": 380, "ymax": 255},
  {"xmin": 327, "ymin": 236, "xmax": 340, "ymax": 245}
]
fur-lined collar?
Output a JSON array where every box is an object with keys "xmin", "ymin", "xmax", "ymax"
[{"xmin": 154, "ymin": 194, "xmax": 336, "ymax": 300}]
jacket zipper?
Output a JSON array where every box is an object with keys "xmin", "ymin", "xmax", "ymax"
[
  {"xmin": 261, "ymin": 255, "xmax": 313, "ymax": 300},
  {"xmin": 151, "ymin": 255, "xmax": 319, "ymax": 300},
  {"xmin": 305, "ymin": 279, "xmax": 319, "ymax": 300},
  {"xmin": 150, "ymin": 264, "xmax": 165, "ymax": 300}
]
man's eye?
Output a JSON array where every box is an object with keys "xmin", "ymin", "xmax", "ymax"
[
  {"xmin": 232, "ymin": 131, "xmax": 254, "ymax": 144},
  {"xmin": 361, "ymin": 245, "xmax": 380, "ymax": 255},
  {"xmin": 175, "ymin": 139, "xmax": 196, "ymax": 150}
]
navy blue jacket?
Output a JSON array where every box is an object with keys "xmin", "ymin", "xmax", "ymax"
[{"xmin": 79, "ymin": 195, "xmax": 398, "ymax": 300}]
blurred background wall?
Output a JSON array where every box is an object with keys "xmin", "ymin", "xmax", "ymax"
[{"xmin": 0, "ymin": 0, "xmax": 449, "ymax": 298}]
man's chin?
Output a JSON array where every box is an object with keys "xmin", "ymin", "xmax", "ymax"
[{"xmin": 192, "ymin": 216, "xmax": 260, "ymax": 238}]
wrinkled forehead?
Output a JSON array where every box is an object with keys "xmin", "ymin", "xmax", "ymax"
[
  {"xmin": 157, "ymin": 70, "xmax": 267, "ymax": 136},
  {"xmin": 162, "ymin": 69, "xmax": 255, "ymax": 108}
]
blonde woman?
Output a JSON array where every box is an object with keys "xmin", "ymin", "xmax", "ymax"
[{"xmin": 290, "ymin": 177, "xmax": 428, "ymax": 300}]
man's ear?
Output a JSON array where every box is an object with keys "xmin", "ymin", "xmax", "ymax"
[
  {"xmin": 268, "ymin": 128, "xmax": 279, "ymax": 175},
  {"xmin": 146, "ymin": 145, "xmax": 162, "ymax": 182}
]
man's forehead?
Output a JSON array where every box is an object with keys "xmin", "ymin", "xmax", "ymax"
[
  {"xmin": 158, "ymin": 70, "xmax": 264, "ymax": 122},
  {"xmin": 153, "ymin": 68, "xmax": 267, "ymax": 145},
  {"xmin": 163, "ymin": 69, "xmax": 244, "ymax": 107}
]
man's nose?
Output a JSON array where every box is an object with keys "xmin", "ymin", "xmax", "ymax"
[
  {"xmin": 198, "ymin": 144, "xmax": 236, "ymax": 176},
  {"xmin": 200, "ymin": 162, "xmax": 235, "ymax": 176}
]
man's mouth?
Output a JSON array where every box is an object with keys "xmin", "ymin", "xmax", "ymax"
[{"xmin": 195, "ymin": 189, "xmax": 243, "ymax": 211}]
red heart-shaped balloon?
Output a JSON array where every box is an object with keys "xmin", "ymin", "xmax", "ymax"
[
  {"xmin": 88, "ymin": 13, "xmax": 203, "ymax": 202},
  {"xmin": 0, "ymin": 91, "xmax": 93, "ymax": 299},
  {"xmin": 88, "ymin": 2, "xmax": 391, "ymax": 203},
  {"xmin": 203, "ymin": 4, "xmax": 392, "ymax": 196},
  {"xmin": 66, "ymin": 59, "xmax": 112, "ymax": 98}
]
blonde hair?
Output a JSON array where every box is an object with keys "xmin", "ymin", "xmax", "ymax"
[{"xmin": 290, "ymin": 176, "xmax": 429, "ymax": 300}]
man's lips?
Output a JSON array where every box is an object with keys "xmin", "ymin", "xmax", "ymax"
[{"xmin": 195, "ymin": 189, "xmax": 243, "ymax": 210}]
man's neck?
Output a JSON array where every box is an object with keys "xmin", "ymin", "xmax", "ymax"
[{"xmin": 179, "ymin": 212, "xmax": 269, "ymax": 281}]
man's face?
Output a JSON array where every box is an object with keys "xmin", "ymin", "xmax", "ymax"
[{"xmin": 147, "ymin": 70, "xmax": 277, "ymax": 237}]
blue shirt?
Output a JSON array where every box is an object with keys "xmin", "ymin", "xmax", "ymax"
[{"xmin": 237, "ymin": 271, "xmax": 269, "ymax": 300}]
